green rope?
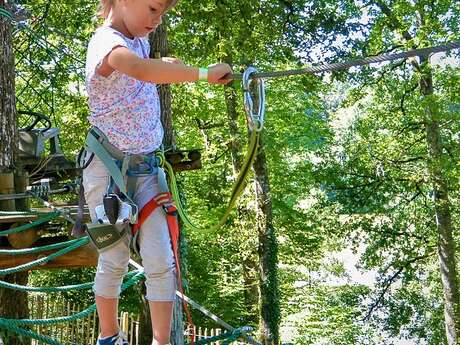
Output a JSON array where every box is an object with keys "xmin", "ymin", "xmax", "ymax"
[
  {"xmin": 0, "ymin": 269, "xmax": 138, "ymax": 293},
  {"xmin": 0, "ymin": 211, "xmax": 60, "ymax": 236},
  {"xmin": 0, "ymin": 237, "xmax": 89, "ymax": 276},
  {"xmin": 0, "ymin": 270, "xmax": 143, "ymax": 326},
  {"xmin": 0, "ymin": 238, "xmax": 81, "ymax": 255},
  {"xmin": 0, "ymin": 7, "xmax": 12, "ymax": 20},
  {"xmin": 0, "ymin": 270, "xmax": 144, "ymax": 345},
  {"xmin": 0, "ymin": 319, "xmax": 64, "ymax": 345},
  {"xmin": 164, "ymin": 129, "xmax": 259, "ymax": 233},
  {"xmin": 0, "ymin": 279, "xmax": 93, "ymax": 293}
]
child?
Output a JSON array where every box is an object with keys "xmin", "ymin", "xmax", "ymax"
[{"xmin": 84, "ymin": 1, "xmax": 232, "ymax": 344}]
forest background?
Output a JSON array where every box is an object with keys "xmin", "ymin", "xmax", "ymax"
[{"xmin": 3, "ymin": 0, "xmax": 460, "ymax": 344}]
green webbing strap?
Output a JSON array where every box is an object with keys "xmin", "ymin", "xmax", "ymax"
[
  {"xmin": 0, "ymin": 7, "xmax": 12, "ymax": 20},
  {"xmin": 86, "ymin": 132, "xmax": 128, "ymax": 195},
  {"xmin": 0, "ymin": 211, "xmax": 60, "ymax": 236},
  {"xmin": 164, "ymin": 130, "xmax": 260, "ymax": 232}
]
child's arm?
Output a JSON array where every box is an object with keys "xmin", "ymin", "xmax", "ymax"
[{"xmin": 102, "ymin": 46, "xmax": 232, "ymax": 84}]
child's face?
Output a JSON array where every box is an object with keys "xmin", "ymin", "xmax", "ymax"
[{"xmin": 121, "ymin": 0, "xmax": 169, "ymax": 37}]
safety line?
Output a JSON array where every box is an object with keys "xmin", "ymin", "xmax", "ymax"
[{"xmin": 228, "ymin": 41, "xmax": 460, "ymax": 80}]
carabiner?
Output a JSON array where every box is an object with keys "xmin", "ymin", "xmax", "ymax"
[{"xmin": 243, "ymin": 67, "xmax": 265, "ymax": 132}]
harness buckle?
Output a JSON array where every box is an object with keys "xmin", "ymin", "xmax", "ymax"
[{"xmin": 96, "ymin": 194, "xmax": 138, "ymax": 225}]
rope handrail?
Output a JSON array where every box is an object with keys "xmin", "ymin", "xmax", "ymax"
[
  {"xmin": 1, "ymin": 270, "xmax": 142, "ymax": 326},
  {"xmin": 0, "ymin": 237, "xmax": 89, "ymax": 276},
  {"xmin": 0, "ymin": 7, "xmax": 12, "ymax": 20},
  {"xmin": 0, "ymin": 238, "xmax": 82, "ymax": 256},
  {"xmin": 0, "ymin": 269, "xmax": 139, "ymax": 293},
  {"xmin": 0, "ymin": 270, "xmax": 144, "ymax": 345},
  {"xmin": 0, "ymin": 211, "xmax": 60, "ymax": 236}
]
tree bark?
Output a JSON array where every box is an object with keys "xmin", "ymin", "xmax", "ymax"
[
  {"xmin": 0, "ymin": 0, "xmax": 17, "ymax": 168},
  {"xmin": 419, "ymin": 57, "xmax": 460, "ymax": 344},
  {"xmin": 372, "ymin": 3, "xmax": 460, "ymax": 342},
  {"xmin": 0, "ymin": 2, "xmax": 30, "ymax": 344},
  {"xmin": 252, "ymin": 135, "xmax": 280, "ymax": 345},
  {"xmin": 151, "ymin": 20, "xmax": 175, "ymax": 150}
]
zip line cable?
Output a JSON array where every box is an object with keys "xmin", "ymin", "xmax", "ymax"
[{"xmin": 227, "ymin": 41, "xmax": 460, "ymax": 80}]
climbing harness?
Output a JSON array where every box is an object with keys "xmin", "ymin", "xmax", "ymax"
[
  {"xmin": 73, "ymin": 127, "xmax": 155, "ymax": 252},
  {"xmin": 74, "ymin": 66, "xmax": 266, "ymax": 249},
  {"xmin": 75, "ymin": 124, "xmax": 198, "ymax": 340}
]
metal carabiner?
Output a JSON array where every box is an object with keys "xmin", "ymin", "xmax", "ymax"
[{"xmin": 243, "ymin": 67, "xmax": 266, "ymax": 132}]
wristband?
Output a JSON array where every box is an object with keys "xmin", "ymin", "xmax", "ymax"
[{"xmin": 198, "ymin": 67, "xmax": 208, "ymax": 81}]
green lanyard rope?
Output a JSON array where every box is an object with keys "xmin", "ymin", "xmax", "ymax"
[
  {"xmin": 162, "ymin": 129, "xmax": 260, "ymax": 233},
  {"xmin": 162, "ymin": 67, "xmax": 265, "ymax": 233}
]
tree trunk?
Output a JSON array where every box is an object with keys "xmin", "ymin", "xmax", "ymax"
[
  {"xmin": 147, "ymin": 20, "xmax": 184, "ymax": 345},
  {"xmin": 372, "ymin": 3, "xmax": 460, "ymax": 341},
  {"xmin": 252, "ymin": 134, "xmax": 280, "ymax": 345},
  {"xmin": 151, "ymin": 21, "xmax": 175, "ymax": 150},
  {"xmin": 0, "ymin": 2, "xmax": 30, "ymax": 344},
  {"xmin": 419, "ymin": 57, "xmax": 460, "ymax": 344},
  {"xmin": 0, "ymin": 0, "xmax": 17, "ymax": 167}
]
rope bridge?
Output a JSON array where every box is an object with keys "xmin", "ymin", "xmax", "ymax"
[{"xmin": 0, "ymin": 209, "xmax": 257, "ymax": 345}]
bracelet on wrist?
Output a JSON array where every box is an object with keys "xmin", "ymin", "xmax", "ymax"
[{"xmin": 198, "ymin": 67, "xmax": 208, "ymax": 81}]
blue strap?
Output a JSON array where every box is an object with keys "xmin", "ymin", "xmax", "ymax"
[{"xmin": 85, "ymin": 133, "xmax": 128, "ymax": 195}]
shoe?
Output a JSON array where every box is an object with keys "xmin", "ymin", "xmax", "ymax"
[{"xmin": 97, "ymin": 331, "xmax": 129, "ymax": 345}]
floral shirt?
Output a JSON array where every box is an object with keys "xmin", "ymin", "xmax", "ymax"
[{"xmin": 85, "ymin": 26, "xmax": 163, "ymax": 154}]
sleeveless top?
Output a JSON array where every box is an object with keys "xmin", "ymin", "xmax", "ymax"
[{"xmin": 85, "ymin": 26, "xmax": 163, "ymax": 154}]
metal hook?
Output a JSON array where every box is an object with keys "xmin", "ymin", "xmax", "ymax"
[{"xmin": 243, "ymin": 67, "xmax": 265, "ymax": 132}]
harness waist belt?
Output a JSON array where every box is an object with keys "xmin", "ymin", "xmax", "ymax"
[{"xmin": 88, "ymin": 127, "xmax": 160, "ymax": 169}]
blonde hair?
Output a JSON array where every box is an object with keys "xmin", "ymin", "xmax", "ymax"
[
  {"xmin": 97, "ymin": 0, "xmax": 180, "ymax": 19},
  {"xmin": 97, "ymin": 0, "xmax": 113, "ymax": 19}
]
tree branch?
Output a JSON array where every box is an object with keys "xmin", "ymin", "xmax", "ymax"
[{"xmin": 362, "ymin": 252, "xmax": 435, "ymax": 322}]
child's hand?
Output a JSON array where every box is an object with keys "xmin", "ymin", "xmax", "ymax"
[
  {"xmin": 161, "ymin": 57, "xmax": 184, "ymax": 65},
  {"xmin": 208, "ymin": 63, "xmax": 233, "ymax": 84}
]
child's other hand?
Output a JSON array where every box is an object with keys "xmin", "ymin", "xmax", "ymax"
[
  {"xmin": 161, "ymin": 57, "xmax": 184, "ymax": 65},
  {"xmin": 208, "ymin": 63, "xmax": 233, "ymax": 84}
]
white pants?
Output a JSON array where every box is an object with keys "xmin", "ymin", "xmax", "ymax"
[{"xmin": 83, "ymin": 155, "xmax": 176, "ymax": 301}]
